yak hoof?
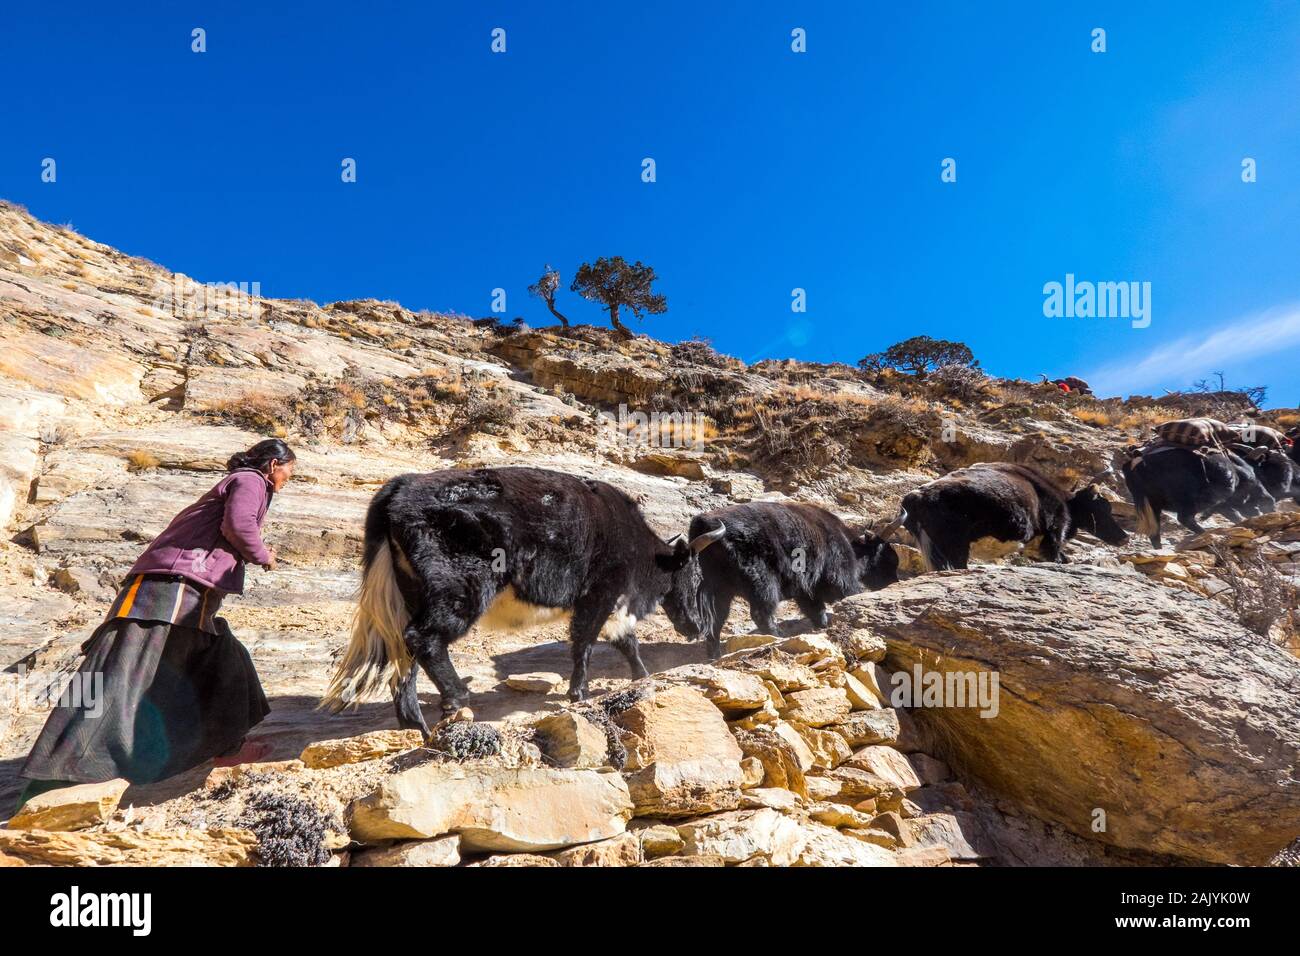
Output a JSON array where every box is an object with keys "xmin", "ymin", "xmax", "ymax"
[{"xmin": 439, "ymin": 698, "xmax": 470, "ymax": 719}]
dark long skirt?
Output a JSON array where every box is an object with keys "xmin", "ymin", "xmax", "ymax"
[{"xmin": 20, "ymin": 617, "xmax": 270, "ymax": 785}]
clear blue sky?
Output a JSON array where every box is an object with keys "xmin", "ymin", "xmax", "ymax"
[{"xmin": 3, "ymin": 2, "xmax": 1299, "ymax": 404}]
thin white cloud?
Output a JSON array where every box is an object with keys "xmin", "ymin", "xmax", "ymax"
[{"xmin": 1087, "ymin": 303, "xmax": 1300, "ymax": 396}]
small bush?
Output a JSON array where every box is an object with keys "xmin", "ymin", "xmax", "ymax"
[
  {"xmin": 429, "ymin": 721, "xmax": 502, "ymax": 760},
  {"xmin": 1208, "ymin": 543, "xmax": 1297, "ymax": 639},
  {"xmin": 926, "ymin": 363, "xmax": 992, "ymax": 403},
  {"xmin": 125, "ymin": 450, "xmax": 160, "ymax": 472},
  {"xmin": 238, "ymin": 790, "xmax": 334, "ymax": 868}
]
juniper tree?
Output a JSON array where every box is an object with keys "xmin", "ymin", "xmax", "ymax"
[
  {"xmin": 528, "ymin": 264, "xmax": 569, "ymax": 328},
  {"xmin": 858, "ymin": 336, "xmax": 977, "ymax": 378},
  {"xmin": 570, "ymin": 256, "xmax": 667, "ymax": 338}
]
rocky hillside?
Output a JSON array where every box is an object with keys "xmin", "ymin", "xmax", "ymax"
[{"xmin": 1, "ymin": 200, "xmax": 1297, "ymax": 866}]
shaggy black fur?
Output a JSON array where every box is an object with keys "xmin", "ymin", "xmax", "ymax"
[
  {"xmin": 899, "ymin": 462, "xmax": 1127, "ymax": 570},
  {"xmin": 1123, "ymin": 448, "xmax": 1270, "ymax": 548},
  {"xmin": 369, "ymin": 467, "xmax": 692, "ymax": 735},
  {"xmin": 1230, "ymin": 443, "xmax": 1298, "ymax": 507},
  {"xmin": 661, "ymin": 502, "xmax": 899, "ymax": 658}
]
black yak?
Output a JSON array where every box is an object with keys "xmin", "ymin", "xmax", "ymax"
[
  {"xmin": 659, "ymin": 502, "xmax": 898, "ymax": 659},
  {"xmin": 1227, "ymin": 443, "xmax": 1296, "ymax": 507},
  {"xmin": 885, "ymin": 462, "xmax": 1126, "ymax": 570},
  {"xmin": 320, "ymin": 467, "xmax": 714, "ymax": 736},
  {"xmin": 1122, "ymin": 446, "xmax": 1272, "ymax": 548}
]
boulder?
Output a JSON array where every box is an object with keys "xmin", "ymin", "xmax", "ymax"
[
  {"xmin": 351, "ymin": 835, "xmax": 462, "ymax": 867},
  {"xmin": 632, "ymin": 822, "xmax": 686, "ymax": 858},
  {"xmin": 0, "ymin": 827, "xmax": 257, "ymax": 866},
  {"xmin": 675, "ymin": 808, "xmax": 806, "ymax": 865},
  {"xmin": 907, "ymin": 812, "xmax": 992, "ymax": 862},
  {"xmin": 656, "ymin": 664, "xmax": 770, "ymax": 712},
  {"xmin": 840, "ymin": 745, "xmax": 921, "ymax": 791},
  {"xmin": 533, "ymin": 711, "xmax": 610, "ymax": 769},
  {"xmin": 909, "ymin": 753, "xmax": 951, "ymax": 785},
  {"xmin": 349, "ymin": 762, "xmax": 634, "ymax": 852},
  {"xmin": 551, "ymin": 831, "xmax": 642, "ymax": 867},
  {"xmin": 779, "ymin": 687, "xmax": 852, "ymax": 727},
  {"xmin": 791, "ymin": 723, "xmax": 853, "ymax": 770},
  {"xmin": 835, "ymin": 564, "xmax": 1300, "ymax": 865},
  {"xmin": 504, "ymin": 672, "xmax": 565, "ymax": 694},
  {"xmin": 614, "ymin": 686, "xmax": 745, "ymax": 817},
  {"xmin": 827, "ymin": 709, "xmax": 900, "ymax": 747},
  {"xmin": 6, "ymin": 779, "xmax": 128, "ymax": 831},
  {"xmin": 792, "ymin": 822, "xmax": 899, "ymax": 867},
  {"xmin": 299, "ymin": 730, "xmax": 425, "ymax": 769}
]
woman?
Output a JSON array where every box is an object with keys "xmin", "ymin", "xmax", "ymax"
[{"xmin": 14, "ymin": 438, "xmax": 296, "ymax": 811}]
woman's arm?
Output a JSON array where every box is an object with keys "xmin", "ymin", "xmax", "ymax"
[{"xmin": 220, "ymin": 472, "xmax": 274, "ymax": 566}]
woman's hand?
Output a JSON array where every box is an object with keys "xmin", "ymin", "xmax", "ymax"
[{"xmin": 262, "ymin": 548, "xmax": 278, "ymax": 572}]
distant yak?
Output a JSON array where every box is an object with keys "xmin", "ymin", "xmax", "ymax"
[
  {"xmin": 884, "ymin": 462, "xmax": 1126, "ymax": 570},
  {"xmin": 1122, "ymin": 446, "xmax": 1272, "ymax": 548}
]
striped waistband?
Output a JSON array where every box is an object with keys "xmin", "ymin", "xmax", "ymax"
[{"xmin": 108, "ymin": 574, "xmax": 224, "ymax": 634}]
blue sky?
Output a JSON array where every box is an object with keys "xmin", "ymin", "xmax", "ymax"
[{"xmin": 3, "ymin": 2, "xmax": 1300, "ymax": 404}]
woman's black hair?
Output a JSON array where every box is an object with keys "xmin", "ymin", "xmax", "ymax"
[{"xmin": 226, "ymin": 438, "xmax": 296, "ymax": 474}]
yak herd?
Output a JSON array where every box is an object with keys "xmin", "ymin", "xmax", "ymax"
[{"xmin": 321, "ymin": 416, "xmax": 1299, "ymax": 734}]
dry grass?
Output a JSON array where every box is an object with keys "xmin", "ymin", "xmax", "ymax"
[
  {"xmin": 1208, "ymin": 543, "xmax": 1297, "ymax": 640},
  {"xmin": 126, "ymin": 450, "xmax": 160, "ymax": 472},
  {"xmin": 202, "ymin": 367, "xmax": 513, "ymax": 444},
  {"xmin": 1071, "ymin": 407, "xmax": 1113, "ymax": 428}
]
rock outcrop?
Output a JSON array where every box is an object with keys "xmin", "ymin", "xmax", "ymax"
[{"xmin": 833, "ymin": 563, "xmax": 1300, "ymax": 865}]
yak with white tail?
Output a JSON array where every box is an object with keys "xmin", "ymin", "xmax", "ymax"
[{"xmin": 320, "ymin": 466, "xmax": 718, "ymax": 737}]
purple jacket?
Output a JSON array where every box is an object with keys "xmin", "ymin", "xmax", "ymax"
[{"xmin": 127, "ymin": 468, "xmax": 275, "ymax": 594}]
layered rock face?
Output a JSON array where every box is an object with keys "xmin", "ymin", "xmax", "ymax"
[{"xmin": 833, "ymin": 564, "xmax": 1300, "ymax": 865}]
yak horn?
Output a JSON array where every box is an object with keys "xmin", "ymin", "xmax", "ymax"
[
  {"xmin": 878, "ymin": 509, "xmax": 907, "ymax": 540},
  {"xmin": 687, "ymin": 523, "xmax": 726, "ymax": 553}
]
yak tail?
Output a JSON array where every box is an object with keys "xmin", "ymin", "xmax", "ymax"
[
  {"xmin": 320, "ymin": 500, "xmax": 412, "ymax": 712},
  {"xmin": 917, "ymin": 528, "xmax": 942, "ymax": 573},
  {"xmin": 1133, "ymin": 493, "xmax": 1159, "ymax": 537}
]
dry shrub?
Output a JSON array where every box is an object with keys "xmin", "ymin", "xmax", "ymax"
[
  {"xmin": 1208, "ymin": 543, "xmax": 1297, "ymax": 640},
  {"xmin": 1071, "ymin": 407, "xmax": 1113, "ymax": 428},
  {"xmin": 730, "ymin": 387, "xmax": 938, "ymax": 477},
  {"xmin": 203, "ymin": 367, "xmax": 488, "ymax": 441},
  {"xmin": 453, "ymin": 380, "xmax": 519, "ymax": 434},
  {"xmin": 125, "ymin": 450, "xmax": 160, "ymax": 472},
  {"xmin": 669, "ymin": 337, "xmax": 733, "ymax": 369},
  {"xmin": 926, "ymin": 364, "xmax": 993, "ymax": 403}
]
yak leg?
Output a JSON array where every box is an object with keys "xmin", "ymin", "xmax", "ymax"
[
  {"xmin": 1039, "ymin": 522, "xmax": 1070, "ymax": 564},
  {"xmin": 394, "ymin": 665, "xmax": 426, "ymax": 736},
  {"xmin": 705, "ymin": 590, "xmax": 734, "ymax": 661},
  {"xmin": 567, "ymin": 595, "xmax": 619, "ymax": 702},
  {"xmin": 746, "ymin": 581, "xmax": 782, "ymax": 636},
  {"xmin": 1174, "ymin": 509, "xmax": 1206, "ymax": 536},
  {"xmin": 795, "ymin": 595, "xmax": 831, "ymax": 630},
  {"xmin": 404, "ymin": 599, "xmax": 474, "ymax": 723},
  {"xmin": 607, "ymin": 631, "xmax": 650, "ymax": 680},
  {"xmin": 931, "ymin": 533, "xmax": 970, "ymax": 571}
]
